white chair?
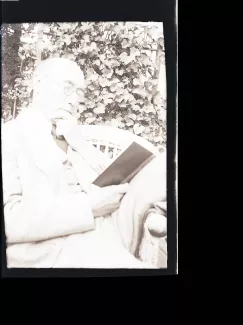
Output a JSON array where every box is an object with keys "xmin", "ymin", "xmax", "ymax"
[{"xmin": 79, "ymin": 125, "xmax": 167, "ymax": 268}]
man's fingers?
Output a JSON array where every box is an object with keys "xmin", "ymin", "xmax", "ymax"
[
  {"xmin": 93, "ymin": 164, "xmax": 106, "ymax": 174},
  {"xmin": 99, "ymin": 164, "xmax": 107, "ymax": 172}
]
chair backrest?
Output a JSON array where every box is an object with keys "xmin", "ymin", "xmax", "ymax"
[{"xmin": 78, "ymin": 125, "xmax": 160, "ymax": 160}]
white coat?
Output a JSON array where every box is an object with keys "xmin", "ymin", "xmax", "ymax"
[{"xmin": 2, "ymin": 109, "xmax": 165, "ymax": 268}]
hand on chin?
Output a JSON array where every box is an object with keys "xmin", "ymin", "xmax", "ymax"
[{"xmin": 51, "ymin": 108, "xmax": 78, "ymax": 139}]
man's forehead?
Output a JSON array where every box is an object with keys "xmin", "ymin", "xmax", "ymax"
[
  {"xmin": 34, "ymin": 58, "xmax": 84, "ymax": 87},
  {"xmin": 63, "ymin": 75, "xmax": 85, "ymax": 88}
]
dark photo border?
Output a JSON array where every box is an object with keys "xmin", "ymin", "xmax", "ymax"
[{"xmin": 1, "ymin": 0, "xmax": 177, "ymax": 277}]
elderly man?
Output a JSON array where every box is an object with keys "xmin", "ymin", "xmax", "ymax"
[{"xmin": 2, "ymin": 58, "xmax": 166, "ymax": 268}]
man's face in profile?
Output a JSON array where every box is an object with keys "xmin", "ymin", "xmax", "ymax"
[{"xmin": 33, "ymin": 59, "xmax": 85, "ymax": 122}]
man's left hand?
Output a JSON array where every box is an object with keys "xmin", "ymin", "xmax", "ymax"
[{"xmin": 54, "ymin": 113, "xmax": 78, "ymax": 139}]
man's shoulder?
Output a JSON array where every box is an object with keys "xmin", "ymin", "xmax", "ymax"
[
  {"xmin": 2, "ymin": 110, "xmax": 29, "ymax": 131},
  {"xmin": 1, "ymin": 112, "xmax": 26, "ymax": 141},
  {"xmin": 2, "ymin": 118, "xmax": 18, "ymax": 134}
]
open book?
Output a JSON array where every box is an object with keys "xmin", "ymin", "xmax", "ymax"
[{"xmin": 93, "ymin": 141, "xmax": 155, "ymax": 187}]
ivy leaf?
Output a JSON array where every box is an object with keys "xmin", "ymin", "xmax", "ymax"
[
  {"xmin": 87, "ymin": 84, "xmax": 96, "ymax": 91},
  {"xmin": 153, "ymin": 93, "xmax": 162, "ymax": 105},
  {"xmin": 115, "ymin": 68, "xmax": 125, "ymax": 75},
  {"xmin": 60, "ymin": 23, "xmax": 73, "ymax": 30},
  {"xmin": 65, "ymin": 36, "xmax": 71, "ymax": 46},
  {"xmin": 153, "ymin": 136, "xmax": 162, "ymax": 143},
  {"xmin": 93, "ymin": 59, "xmax": 101, "ymax": 66},
  {"xmin": 106, "ymin": 79, "xmax": 114, "ymax": 87},
  {"xmin": 98, "ymin": 76, "xmax": 113, "ymax": 87},
  {"xmin": 82, "ymin": 45, "xmax": 91, "ymax": 54},
  {"xmin": 130, "ymin": 47, "xmax": 140, "ymax": 57},
  {"xmin": 158, "ymin": 109, "xmax": 166, "ymax": 122},
  {"xmin": 86, "ymin": 117, "xmax": 96, "ymax": 124},
  {"xmin": 14, "ymin": 78, "xmax": 22, "ymax": 84},
  {"xmin": 110, "ymin": 82, "xmax": 119, "ymax": 92},
  {"xmin": 143, "ymin": 104, "xmax": 155, "ymax": 113},
  {"xmin": 133, "ymin": 124, "xmax": 145, "ymax": 135},
  {"xmin": 129, "ymin": 63, "xmax": 139, "ymax": 72},
  {"xmin": 133, "ymin": 78, "xmax": 143, "ymax": 86},
  {"xmin": 116, "ymin": 87, "xmax": 125, "ymax": 96},
  {"xmin": 128, "ymin": 97, "xmax": 137, "ymax": 106},
  {"xmin": 103, "ymin": 93, "xmax": 115, "ymax": 101},
  {"xmin": 110, "ymin": 24, "xmax": 121, "ymax": 34},
  {"xmin": 144, "ymin": 115, "xmax": 152, "ymax": 122},
  {"xmin": 78, "ymin": 105, "xmax": 86, "ymax": 113},
  {"xmin": 136, "ymin": 99, "xmax": 144, "ymax": 106},
  {"xmin": 111, "ymin": 60, "xmax": 121, "ymax": 68},
  {"xmin": 23, "ymin": 79, "xmax": 33, "ymax": 87},
  {"xmin": 94, "ymin": 103, "xmax": 106, "ymax": 114},
  {"xmin": 84, "ymin": 112, "xmax": 93, "ymax": 118},
  {"xmin": 132, "ymin": 87, "xmax": 147, "ymax": 98},
  {"xmin": 90, "ymin": 42, "xmax": 97, "ymax": 51},
  {"xmin": 85, "ymin": 100, "xmax": 95, "ymax": 109},
  {"xmin": 110, "ymin": 119, "xmax": 120, "ymax": 127},
  {"xmin": 105, "ymin": 98, "xmax": 113, "ymax": 104},
  {"xmin": 141, "ymin": 54, "xmax": 152, "ymax": 66},
  {"xmin": 121, "ymin": 39, "xmax": 130, "ymax": 48},
  {"xmin": 125, "ymin": 118, "xmax": 135, "ymax": 126},
  {"xmin": 147, "ymin": 25, "xmax": 160, "ymax": 39},
  {"xmin": 158, "ymin": 37, "xmax": 164, "ymax": 47},
  {"xmin": 122, "ymin": 77, "xmax": 129, "ymax": 85},
  {"xmin": 93, "ymin": 95, "xmax": 101, "ymax": 103},
  {"xmin": 93, "ymin": 90, "xmax": 101, "ymax": 97},
  {"xmin": 140, "ymin": 74, "xmax": 147, "ymax": 84},
  {"xmin": 101, "ymin": 88, "xmax": 109, "ymax": 95},
  {"xmin": 102, "ymin": 68, "xmax": 113, "ymax": 79},
  {"xmin": 104, "ymin": 59, "xmax": 120, "ymax": 68},
  {"xmin": 134, "ymin": 34, "xmax": 144, "ymax": 46},
  {"xmin": 18, "ymin": 52, "xmax": 25, "ymax": 60},
  {"xmin": 87, "ymin": 72, "xmax": 99, "ymax": 82},
  {"xmin": 144, "ymin": 126, "xmax": 151, "ymax": 134},
  {"xmin": 115, "ymin": 95, "xmax": 124, "ymax": 103},
  {"xmin": 83, "ymin": 34, "xmax": 90, "ymax": 42},
  {"xmin": 119, "ymin": 52, "xmax": 135, "ymax": 65},
  {"xmin": 81, "ymin": 23, "xmax": 91, "ymax": 32},
  {"xmin": 120, "ymin": 100, "xmax": 127, "ymax": 108},
  {"xmin": 132, "ymin": 105, "xmax": 140, "ymax": 112},
  {"xmin": 111, "ymin": 77, "xmax": 120, "ymax": 84},
  {"xmin": 99, "ymin": 54, "xmax": 106, "ymax": 62},
  {"xmin": 127, "ymin": 113, "xmax": 137, "ymax": 121},
  {"xmin": 62, "ymin": 53, "xmax": 75, "ymax": 60}
]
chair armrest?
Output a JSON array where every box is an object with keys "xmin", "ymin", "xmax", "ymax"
[
  {"xmin": 138, "ymin": 212, "xmax": 167, "ymax": 267},
  {"xmin": 145, "ymin": 212, "xmax": 167, "ymax": 238}
]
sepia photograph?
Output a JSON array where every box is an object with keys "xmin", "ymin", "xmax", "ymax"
[{"xmin": 1, "ymin": 21, "xmax": 168, "ymax": 269}]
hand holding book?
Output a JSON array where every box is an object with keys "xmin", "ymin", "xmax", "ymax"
[
  {"xmin": 93, "ymin": 142, "xmax": 155, "ymax": 187},
  {"xmin": 87, "ymin": 183, "xmax": 129, "ymax": 217}
]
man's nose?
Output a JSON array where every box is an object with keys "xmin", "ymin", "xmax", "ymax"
[
  {"xmin": 66, "ymin": 103, "xmax": 77, "ymax": 115},
  {"xmin": 68, "ymin": 90, "xmax": 79, "ymax": 103}
]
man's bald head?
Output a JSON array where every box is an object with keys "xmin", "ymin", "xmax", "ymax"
[
  {"xmin": 33, "ymin": 58, "xmax": 84, "ymax": 87},
  {"xmin": 31, "ymin": 58, "xmax": 85, "ymax": 121}
]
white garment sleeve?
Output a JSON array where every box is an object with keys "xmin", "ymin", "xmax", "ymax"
[{"xmin": 2, "ymin": 124, "xmax": 95, "ymax": 245}]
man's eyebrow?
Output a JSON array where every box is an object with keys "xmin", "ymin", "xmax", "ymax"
[
  {"xmin": 64, "ymin": 81, "xmax": 84, "ymax": 90},
  {"xmin": 64, "ymin": 80, "xmax": 75, "ymax": 86},
  {"xmin": 77, "ymin": 87, "xmax": 85, "ymax": 91}
]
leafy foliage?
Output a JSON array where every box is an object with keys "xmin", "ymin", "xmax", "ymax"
[
  {"xmin": 2, "ymin": 22, "xmax": 166, "ymax": 150},
  {"xmin": 1, "ymin": 24, "xmax": 22, "ymax": 122}
]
